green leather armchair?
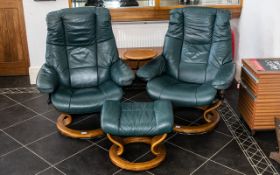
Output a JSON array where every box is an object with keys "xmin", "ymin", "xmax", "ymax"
[
  {"xmin": 36, "ymin": 7, "xmax": 134, "ymax": 139},
  {"xmin": 137, "ymin": 7, "xmax": 235, "ymax": 134}
]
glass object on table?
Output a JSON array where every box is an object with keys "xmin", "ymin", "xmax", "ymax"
[{"xmin": 71, "ymin": 0, "xmax": 155, "ymax": 8}]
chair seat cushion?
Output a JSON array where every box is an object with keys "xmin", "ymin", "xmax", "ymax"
[
  {"xmin": 101, "ymin": 100, "xmax": 174, "ymax": 136},
  {"xmin": 147, "ymin": 75, "xmax": 217, "ymax": 107},
  {"xmin": 51, "ymin": 81, "xmax": 123, "ymax": 114}
]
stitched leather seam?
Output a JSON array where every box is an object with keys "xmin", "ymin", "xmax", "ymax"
[
  {"xmin": 46, "ymin": 42, "xmax": 96, "ymax": 47},
  {"xmin": 69, "ymin": 66, "xmax": 109, "ymax": 69},
  {"xmin": 153, "ymin": 102, "xmax": 158, "ymax": 130},
  {"xmin": 177, "ymin": 9, "xmax": 185, "ymax": 80},
  {"xmin": 206, "ymin": 10, "xmax": 217, "ymax": 83},
  {"xmin": 95, "ymin": 12, "xmax": 99, "ymax": 85},
  {"xmin": 60, "ymin": 16, "xmax": 72, "ymax": 88}
]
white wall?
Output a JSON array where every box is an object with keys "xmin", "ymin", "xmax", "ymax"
[
  {"xmin": 23, "ymin": 0, "xmax": 68, "ymax": 84},
  {"xmin": 236, "ymin": 0, "xmax": 280, "ymax": 80}
]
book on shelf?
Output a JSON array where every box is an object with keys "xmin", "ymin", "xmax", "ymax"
[{"xmin": 250, "ymin": 58, "xmax": 280, "ymax": 71}]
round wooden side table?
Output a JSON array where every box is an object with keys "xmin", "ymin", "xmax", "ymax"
[{"xmin": 123, "ymin": 49, "xmax": 157, "ymax": 70}]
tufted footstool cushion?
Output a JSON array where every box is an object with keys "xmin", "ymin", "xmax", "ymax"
[{"xmin": 101, "ymin": 100, "xmax": 174, "ymax": 136}]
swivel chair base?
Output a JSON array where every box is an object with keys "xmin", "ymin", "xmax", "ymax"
[
  {"xmin": 173, "ymin": 100, "xmax": 222, "ymax": 135},
  {"xmin": 107, "ymin": 134, "xmax": 167, "ymax": 171},
  {"xmin": 56, "ymin": 113, "xmax": 104, "ymax": 139}
]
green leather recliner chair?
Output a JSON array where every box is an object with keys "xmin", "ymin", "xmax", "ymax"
[
  {"xmin": 137, "ymin": 7, "xmax": 235, "ymax": 134},
  {"xmin": 36, "ymin": 7, "xmax": 135, "ymax": 139}
]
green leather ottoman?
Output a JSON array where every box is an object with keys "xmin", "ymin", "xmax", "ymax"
[{"xmin": 101, "ymin": 100, "xmax": 174, "ymax": 171}]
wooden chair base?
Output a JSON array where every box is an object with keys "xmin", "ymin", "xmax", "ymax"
[
  {"xmin": 56, "ymin": 113, "xmax": 104, "ymax": 139},
  {"xmin": 173, "ymin": 101, "xmax": 222, "ymax": 134},
  {"xmin": 107, "ymin": 134, "xmax": 167, "ymax": 171}
]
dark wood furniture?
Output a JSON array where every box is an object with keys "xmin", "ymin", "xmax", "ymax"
[
  {"xmin": 119, "ymin": 47, "xmax": 162, "ymax": 70},
  {"xmin": 238, "ymin": 59, "xmax": 280, "ymax": 134},
  {"xmin": 0, "ymin": 0, "xmax": 29, "ymax": 75}
]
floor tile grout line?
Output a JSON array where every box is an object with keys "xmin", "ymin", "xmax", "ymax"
[
  {"xmin": 1, "ymin": 129, "xmax": 66, "ymax": 175},
  {"xmin": 0, "ymin": 92, "xmax": 44, "ymax": 112},
  {"xmin": 124, "ymin": 91, "xmax": 146, "ymax": 101},
  {"xmin": 112, "ymin": 169, "xmax": 122, "ymax": 175},
  {"xmin": 89, "ymin": 135, "xmax": 107, "ymax": 145},
  {"xmin": 8, "ymin": 93, "xmax": 44, "ymax": 104},
  {"xmin": 1, "ymin": 106, "xmax": 56, "ymax": 131},
  {"xmin": 190, "ymin": 138, "xmax": 235, "ymax": 175},
  {"xmin": 215, "ymin": 130, "xmax": 233, "ymax": 138},
  {"xmin": 42, "ymin": 143, "xmax": 96, "ymax": 173},
  {"xmin": 2, "ymin": 115, "xmax": 39, "ymax": 131},
  {"xmin": 34, "ymin": 166, "xmax": 53, "ymax": 175},
  {"xmin": 0, "ymin": 145, "xmax": 23, "ymax": 159},
  {"xmin": 146, "ymin": 171, "xmax": 155, "ymax": 175},
  {"xmin": 167, "ymin": 141, "xmax": 208, "ymax": 160},
  {"xmin": 25, "ymin": 131, "xmax": 58, "ymax": 147},
  {"xmin": 209, "ymin": 159, "xmax": 248, "ymax": 175},
  {"xmin": 35, "ymin": 143, "xmax": 97, "ymax": 175},
  {"xmin": 165, "ymin": 132, "xmax": 178, "ymax": 142},
  {"xmin": 0, "ymin": 103, "xmax": 18, "ymax": 112},
  {"xmin": 0, "ymin": 131, "xmax": 57, "ymax": 159},
  {"xmin": 174, "ymin": 115, "xmax": 194, "ymax": 123},
  {"xmin": 70, "ymin": 113, "xmax": 99, "ymax": 126},
  {"xmin": 95, "ymin": 143, "xmax": 110, "ymax": 152},
  {"xmin": 3, "ymin": 94, "xmax": 57, "ymax": 125}
]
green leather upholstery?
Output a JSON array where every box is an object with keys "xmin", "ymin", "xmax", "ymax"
[
  {"xmin": 137, "ymin": 7, "xmax": 235, "ymax": 107},
  {"xmin": 101, "ymin": 100, "xmax": 174, "ymax": 136},
  {"xmin": 36, "ymin": 7, "xmax": 134, "ymax": 114}
]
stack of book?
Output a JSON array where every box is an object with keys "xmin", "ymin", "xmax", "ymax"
[{"xmin": 238, "ymin": 58, "xmax": 280, "ymax": 133}]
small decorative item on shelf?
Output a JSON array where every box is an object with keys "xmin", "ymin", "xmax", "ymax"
[
  {"xmin": 179, "ymin": 0, "xmax": 200, "ymax": 5},
  {"xmin": 85, "ymin": 0, "xmax": 104, "ymax": 7},
  {"xmin": 120, "ymin": 0, "xmax": 139, "ymax": 7},
  {"xmin": 180, "ymin": 0, "xmax": 190, "ymax": 4},
  {"xmin": 270, "ymin": 117, "xmax": 280, "ymax": 164}
]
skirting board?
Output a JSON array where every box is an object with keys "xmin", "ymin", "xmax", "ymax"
[{"xmin": 29, "ymin": 66, "xmax": 40, "ymax": 84}]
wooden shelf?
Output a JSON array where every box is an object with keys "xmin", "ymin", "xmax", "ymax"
[{"xmin": 69, "ymin": 0, "xmax": 243, "ymax": 21}]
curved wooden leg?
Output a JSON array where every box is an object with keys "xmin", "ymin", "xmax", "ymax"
[
  {"xmin": 107, "ymin": 134, "xmax": 167, "ymax": 171},
  {"xmin": 173, "ymin": 101, "xmax": 222, "ymax": 134},
  {"xmin": 107, "ymin": 134, "xmax": 124, "ymax": 155},
  {"xmin": 56, "ymin": 113, "xmax": 104, "ymax": 139},
  {"xmin": 151, "ymin": 134, "xmax": 167, "ymax": 155}
]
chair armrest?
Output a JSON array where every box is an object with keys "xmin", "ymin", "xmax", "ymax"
[
  {"xmin": 111, "ymin": 59, "xmax": 135, "ymax": 86},
  {"xmin": 212, "ymin": 62, "xmax": 236, "ymax": 90},
  {"xmin": 136, "ymin": 55, "xmax": 166, "ymax": 81},
  {"xmin": 36, "ymin": 64, "xmax": 59, "ymax": 93}
]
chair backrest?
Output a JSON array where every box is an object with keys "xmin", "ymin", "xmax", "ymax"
[
  {"xmin": 46, "ymin": 7, "xmax": 119, "ymax": 88},
  {"xmin": 163, "ymin": 7, "xmax": 232, "ymax": 84}
]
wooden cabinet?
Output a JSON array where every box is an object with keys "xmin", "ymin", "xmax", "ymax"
[
  {"xmin": 0, "ymin": 0, "xmax": 29, "ymax": 76},
  {"xmin": 238, "ymin": 59, "xmax": 280, "ymax": 133}
]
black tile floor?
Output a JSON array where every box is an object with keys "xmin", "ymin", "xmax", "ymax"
[{"xmin": 0, "ymin": 77, "xmax": 279, "ymax": 175}]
